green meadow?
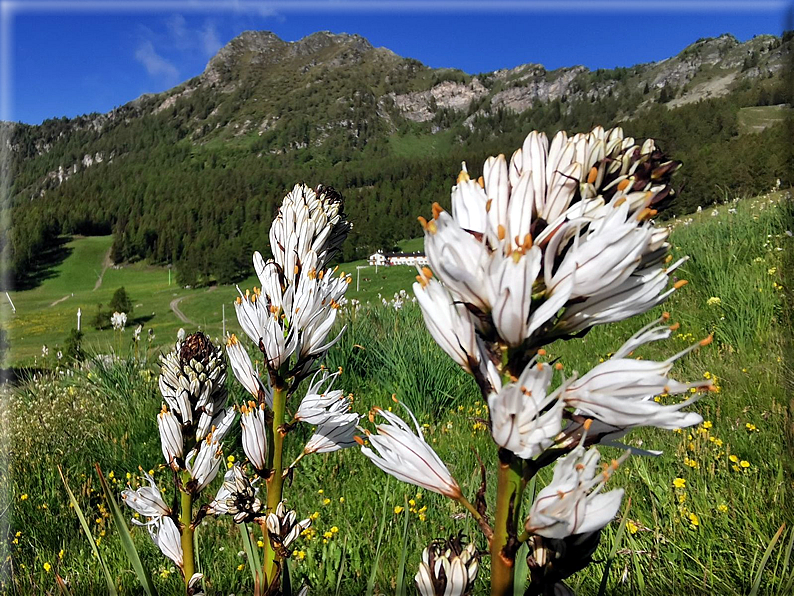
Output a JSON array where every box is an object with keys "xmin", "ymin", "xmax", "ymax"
[
  {"xmin": 2, "ymin": 235, "xmax": 424, "ymax": 366},
  {"xmin": 2, "ymin": 191, "xmax": 793, "ymax": 595}
]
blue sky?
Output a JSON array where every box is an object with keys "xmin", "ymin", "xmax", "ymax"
[{"xmin": 6, "ymin": 1, "xmax": 791, "ymax": 124}]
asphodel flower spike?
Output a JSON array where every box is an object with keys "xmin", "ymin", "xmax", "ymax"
[{"xmin": 359, "ymin": 401, "xmax": 462, "ymax": 499}]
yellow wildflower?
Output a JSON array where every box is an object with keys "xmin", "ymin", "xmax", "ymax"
[
  {"xmin": 740, "ymin": 460, "xmax": 750, "ymax": 468},
  {"xmin": 689, "ymin": 513, "xmax": 699, "ymax": 528},
  {"xmin": 673, "ymin": 478, "xmax": 686, "ymax": 489},
  {"xmin": 717, "ymin": 504, "xmax": 728, "ymax": 513},
  {"xmin": 43, "ymin": 562, "xmax": 51, "ymax": 572},
  {"xmin": 394, "ymin": 506, "xmax": 404, "ymax": 514},
  {"xmin": 627, "ymin": 520, "xmax": 639, "ymax": 535},
  {"xmin": 728, "ymin": 454, "xmax": 739, "ymax": 463}
]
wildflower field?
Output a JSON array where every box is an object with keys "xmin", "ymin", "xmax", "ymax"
[{"xmin": 2, "ymin": 180, "xmax": 793, "ymax": 596}]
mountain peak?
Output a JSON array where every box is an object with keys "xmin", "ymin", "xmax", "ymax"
[{"xmin": 201, "ymin": 29, "xmax": 375, "ymax": 87}]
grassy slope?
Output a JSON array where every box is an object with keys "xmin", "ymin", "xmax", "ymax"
[
  {"xmin": 3, "ymin": 234, "xmax": 429, "ymax": 364},
  {"xmin": 737, "ymin": 105, "xmax": 793, "ymax": 134}
]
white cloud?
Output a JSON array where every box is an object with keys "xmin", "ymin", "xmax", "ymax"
[
  {"xmin": 134, "ymin": 40, "xmax": 180, "ymax": 84},
  {"xmin": 200, "ymin": 21, "xmax": 222, "ymax": 57}
]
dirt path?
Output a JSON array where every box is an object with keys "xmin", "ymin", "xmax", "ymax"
[
  {"xmin": 170, "ymin": 296, "xmax": 193, "ymax": 325},
  {"xmin": 49, "ymin": 295, "xmax": 70, "ymax": 307},
  {"xmin": 93, "ymin": 247, "xmax": 113, "ymax": 291}
]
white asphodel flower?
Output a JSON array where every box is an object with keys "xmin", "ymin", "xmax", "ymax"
[
  {"xmin": 488, "ymin": 361, "xmax": 566, "ymax": 460},
  {"xmin": 157, "ymin": 406, "xmax": 184, "ymax": 469},
  {"xmin": 413, "ymin": 274, "xmax": 500, "ymax": 391},
  {"xmin": 359, "ymin": 404, "xmax": 462, "ymax": 499},
  {"xmin": 543, "ymin": 202, "xmax": 652, "ymax": 300},
  {"xmin": 563, "ymin": 336, "xmax": 714, "ymax": 430},
  {"xmin": 185, "ymin": 437, "xmax": 223, "ymax": 493},
  {"xmin": 266, "ymin": 501, "xmax": 312, "ymax": 551},
  {"xmin": 111, "ymin": 311, "xmax": 127, "ymax": 331},
  {"xmin": 148, "ymin": 515, "xmax": 183, "ymax": 570},
  {"xmin": 295, "ymin": 368, "xmax": 351, "ymax": 425},
  {"xmin": 234, "ymin": 287, "xmax": 296, "ymax": 370},
  {"xmin": 122, "ymin": 471, "xmax": 170, "ymax": 524},
  {"xmin": 415, "ymin": 537, "xmax": 479, "ymax": 596},
  {"xmin": 226, "ymin": 334, "xmax": 272, "ymax": 408},
  {"xmin": 240, "ymin": 401, "xmax": 268, "ymax": 473},
  {"xmin": 207, "ymin": 465, "xmax": 263, "ymax": 523},
  {"xmin": 525, "ymin": 442, "xmax": 628, "ymax": 539},
  {"xmin": 304, "ymin": 414, "xmax": 360, "ymax": 454},
  {"xmin": 554, "ymin": 257, "xmax": 688, "ymax": 335}
]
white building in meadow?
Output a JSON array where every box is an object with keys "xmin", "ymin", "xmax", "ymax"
[{"xmin": 368, "ymin": 250, "xmax": 428, "ymax": 267}]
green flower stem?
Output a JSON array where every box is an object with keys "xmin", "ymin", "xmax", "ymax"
[
  {"xmin": 490, "ymin": 450, "xmax": 523, "ymax": 596},
  {"xmin": 179, "ymin": 488, "xmax": 195, "ymax": 591},
  {"xmin": 263, "ymin": 383, "xmax": 287, "ymax": 588},
  {"xmin": 457, "ymin": 494, "xmax": 493, "ymax": 539}
]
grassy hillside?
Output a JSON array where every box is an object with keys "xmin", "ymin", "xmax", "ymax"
[{"xmin": 2, "ymin": 233, "xmax": 430, "ymax": 364}]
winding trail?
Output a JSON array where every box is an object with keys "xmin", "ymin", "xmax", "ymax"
[
  {"xmin": 169, "ymin": 296, "xmax": 193, "ymax": 325},
  {"xmin": 49, "ymin": 295, "xmax": 70, "ymax": 307},
  {"xmin": 93, "ymin": 247, "xmax": 113, "ymax": 291}
]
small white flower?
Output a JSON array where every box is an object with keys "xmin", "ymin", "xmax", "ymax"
[
  {"xmin": 488, "ymin": 361, "xmax": 565, "ymax": 459},
  {"xmin": 122, "ymin": 471, "xmax": 170, "ymax": 522},
  {"xmin": 563, "ymin": 337, "xmax": 712, "ymax": 431},
  {"xmin": 226, "ymin": 334, "xmax": 272, "ymax": 407},
  {"xmin": 133, "ymin": 324, "xmax": 142, "ymax": 342},
  {"xmin": 359, "ymin": 404, "xmax": 462, "ymax": 499},
  {"xmin": 185, "ymin": 438, "xmax": 223, "ymax": 493},
  {"xmin": 413, "ymin": 275, "xmax": 500, "ymax": 391},
  {"xmin": 265, "ymin": 501, "xmax": 311, "ymax": 551},
  {"xmin": 111, "ymin": 311, "xmax": 127, "ymax": 331},
  {"xmin": 158, "ymin": 406, "xmax": 184, "ymax": 469},
  {"xmin": 304, "ymin": 415, "xmax": 360, "ymax": 454},
  {"xmin": 148, "ymin": 515, "xmax": 183, "ymax": 569},
  {"xmin": 295, "ymin": 368, "xmax": 350, "ymax": 425},
  {"xmin": 525, "ymin": 444, "xmax": 628, "ymax": 539},
  {"xmin": 239, "ymin": 401, "xmax": 269, "ymax": 472}
]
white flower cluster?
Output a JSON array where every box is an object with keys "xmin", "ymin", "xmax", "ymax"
[
  {"xmin": 111, "ymin": 311, "xmax": 127, "ymax": 331},
  {"xmin": 233, "ymin": 184, "xmax": 353, "ymax": 379},
  {"xmin": 124, "ymin": 332, "xmax": 234, "ymax": 571}
]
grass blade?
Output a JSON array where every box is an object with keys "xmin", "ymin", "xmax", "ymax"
[
  {"xmin": 750, "ymin": 522, "xmax": 786, "ymax": 596},
  {"xmin": 366, "ymin": 478, "xmax": 391, "ymax": 596},
  {"xmin": 396, "ymin": 494, "xmax": 411, "ymax": 596},
  {"xmin": 597, "ymin": 497, "xmax": 631, "ymax": 596},
  {"xmin": 58, "ymin": 465, "xmax": 118, "ymax": 596},
  {"xmin": 513, "ymin": 542, "xmax": 529, "ymax": 596},
  {"xmin": 95, "ymin": 464, "xmax": 159, "ymax": 596},
  {"xmin": 239, "ymin": 523, "xmax": 263, "ymax": 590},
  {"xmin": 335, "ymin": 535, "xmax": 348, "ymax": 596}
]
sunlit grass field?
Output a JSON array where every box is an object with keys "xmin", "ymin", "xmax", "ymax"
[{"xmin": 2, "ymin": 190, "xmax": 793, "ymax": 595}]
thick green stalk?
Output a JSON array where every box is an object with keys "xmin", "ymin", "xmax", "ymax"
[
  {"xmin": 490, "ymin": 451, "xmax": 522, "ymax": 596},
  {"xmin": 263, "ymin": 383, "xmax": 287, "ymax": 588},
  {"xmin": 180, "ymin": 489, "xmax": 195, "ymax": 590}
]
